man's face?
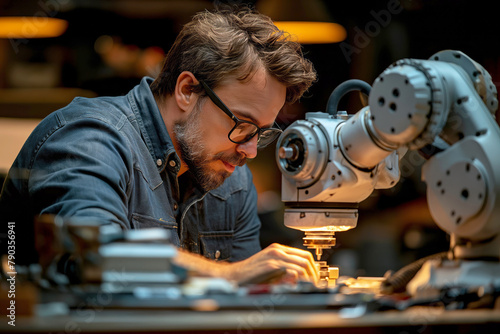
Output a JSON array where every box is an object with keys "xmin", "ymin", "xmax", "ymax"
[
  {"xmin": 173, "ymin": 103, "xmax": 243, "ymax": 191},
  {"xmin": 174, "ymin": 68, "xmax": 286, "ymax": 192}
]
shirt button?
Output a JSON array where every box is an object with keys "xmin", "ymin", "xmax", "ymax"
[
  {"xmin": 173, "ymin": 203, "xmax": 178, "ymax": 211},
  {"xmin": 215, "ymin": 250, "xmax": 221, "ymax": 260},
  {"xmin": 156, "ymin": 159, "xmax": 162, "ymax": 167},
  {"xmin": 169, "ymin": 160, "xmax": 176, "ymax": 168}
]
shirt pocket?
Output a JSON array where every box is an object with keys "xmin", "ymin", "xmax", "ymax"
[
  {"xmin": 199, "ymin": 231, "xmax": 234, "ymax": 261},
  {"xmin": 131, "ymin": 213, "xmax": 180, "ymax": 246},
  {"xmin": 133, "ymin": 160, "xmax": 163, "ymax": 191}
]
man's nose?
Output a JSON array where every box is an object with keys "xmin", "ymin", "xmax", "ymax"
[{"xmin": 236, "ymin": 135, "xmax": 258, "ymax": 159}]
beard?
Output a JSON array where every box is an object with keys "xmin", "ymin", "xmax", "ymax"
[{"xmin": 173, "ymin": 104, "xmax": 247, "ymax": 192}]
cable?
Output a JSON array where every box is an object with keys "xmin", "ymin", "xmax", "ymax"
[
  {"xmin": 326, "ymin": 79, "xmax": 371, "ymax": 115},
  {"xmin": 380, "ymin": 251, "xmax": 449, "ymax": 294}
]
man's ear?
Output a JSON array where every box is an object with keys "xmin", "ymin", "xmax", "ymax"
[{"xmin": 174, "ymin": 71, "xmax": 198, "ymax": 113}]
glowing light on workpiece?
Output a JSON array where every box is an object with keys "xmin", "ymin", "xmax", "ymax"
[
  {"xmin": 301, "ymin": 225, "xmax": 355, "ymax": 232},
  {"xmin": 0, "ymin": 17, "xmax": 68, "ymax": 38},
  {"xmin": 274, "ymin": 21, "xmax": 346, "ymax": 44}
]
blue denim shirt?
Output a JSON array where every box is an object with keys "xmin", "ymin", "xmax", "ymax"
[{"xmin": 0, "ymin": 77, "xmax": 262, "ymax": 264}]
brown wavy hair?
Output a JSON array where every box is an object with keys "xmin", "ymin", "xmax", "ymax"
[{"xmin": 150, "ymin": 5, "xmax": 316, "ymax": 104}]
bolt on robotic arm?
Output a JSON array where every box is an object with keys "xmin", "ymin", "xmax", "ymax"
[{"xmin": 276, "ymin": 50, "xmax": 500, "ymax": 289}]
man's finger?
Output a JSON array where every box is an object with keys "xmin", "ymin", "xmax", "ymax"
[
  {"xmin": 286, "ymin": 254, "xmax": 319, "ymax": 283},
  {"xmin": 268, "ymin": 245, "xmax": 319, "ymax": 282}
]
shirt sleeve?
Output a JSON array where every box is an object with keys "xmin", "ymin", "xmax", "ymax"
[
  {"xmin": 28, "ymin": 114, "xmax": 132, "ymax": 228},
  {"xmin": 229, "ymin": 166, "xmax": 262, "ymax": 262},
  {"xmin": 0, "ymin": 112, "xmax": 134, "ymax": 264}
]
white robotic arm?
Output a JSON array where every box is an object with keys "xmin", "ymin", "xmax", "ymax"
[{"xmin": 276, "ymin": 50, "xmax": 499, "ymax": 267}]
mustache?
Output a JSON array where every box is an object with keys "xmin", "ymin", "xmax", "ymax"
[{"xmin": 214, "ymin": 152, "xmax": 247, "ymax": 167}]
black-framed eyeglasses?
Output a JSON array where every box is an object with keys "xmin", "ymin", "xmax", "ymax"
[{"xmin": 199, "ymin": 80, "xmax": 282, "ymax": 149}]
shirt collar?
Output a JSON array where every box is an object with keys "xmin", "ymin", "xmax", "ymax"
[{"xmin": 127, "ymin": 76, "xmax": 180, "ymax": 173}]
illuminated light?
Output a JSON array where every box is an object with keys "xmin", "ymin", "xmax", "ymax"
[
  {"xmin": 94, "ymin": 35, "xmax": 114, "ymax": 54},
  {"xmin": 1, "ymin": 255, "xmax": 14, "ymax": 275},
  {"xmin": 191, "ymin": 299, "xmax": 220, "ymax": 312},
  {"xmin": 301, "ymin": 225, "xmax": 354, "ymax": 232},
  {"xmin": 0, "ymin": 17, "xmax": 68, "ymax": 38},
  {"xmin": 257, "ymin": 0, "xmax": 346, "ymax": 44},
  {"xmin": 274, "ymin": 21, "xmax": 346, "ymax": 44}
]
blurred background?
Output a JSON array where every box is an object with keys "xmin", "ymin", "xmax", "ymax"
[{"xmin": 0, "ymin": 0, "xmax": 498, "ymax": 277}]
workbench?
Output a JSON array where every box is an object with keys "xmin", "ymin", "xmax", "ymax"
[{"xmin": 3, "ymin": 291, "xmax": 500, "ymax": 334}]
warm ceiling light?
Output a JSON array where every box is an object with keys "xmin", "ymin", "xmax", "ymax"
[
  {"xmin": 257, "ymin": 0, "xmax": 346, "ymax": 44},
  {"xmin": 274, "ymin": 21, "xmax": 346, "ymax": 44},
  {"xmin": 0, "ymin": 17, "xmax": 68, "ymax": 38}
]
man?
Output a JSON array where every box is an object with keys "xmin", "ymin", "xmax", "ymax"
[{"xmin": 0, "ymin": 6, "xmax": 318, "ymax": 284}]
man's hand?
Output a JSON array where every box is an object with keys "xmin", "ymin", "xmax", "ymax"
[
  {"xmin": 228, "ymin": 243, "xmax": 319, "ymax": 285},
  {"xmin": 173, "ymin": 243, "xmax": 319, "ymax": 285}
]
